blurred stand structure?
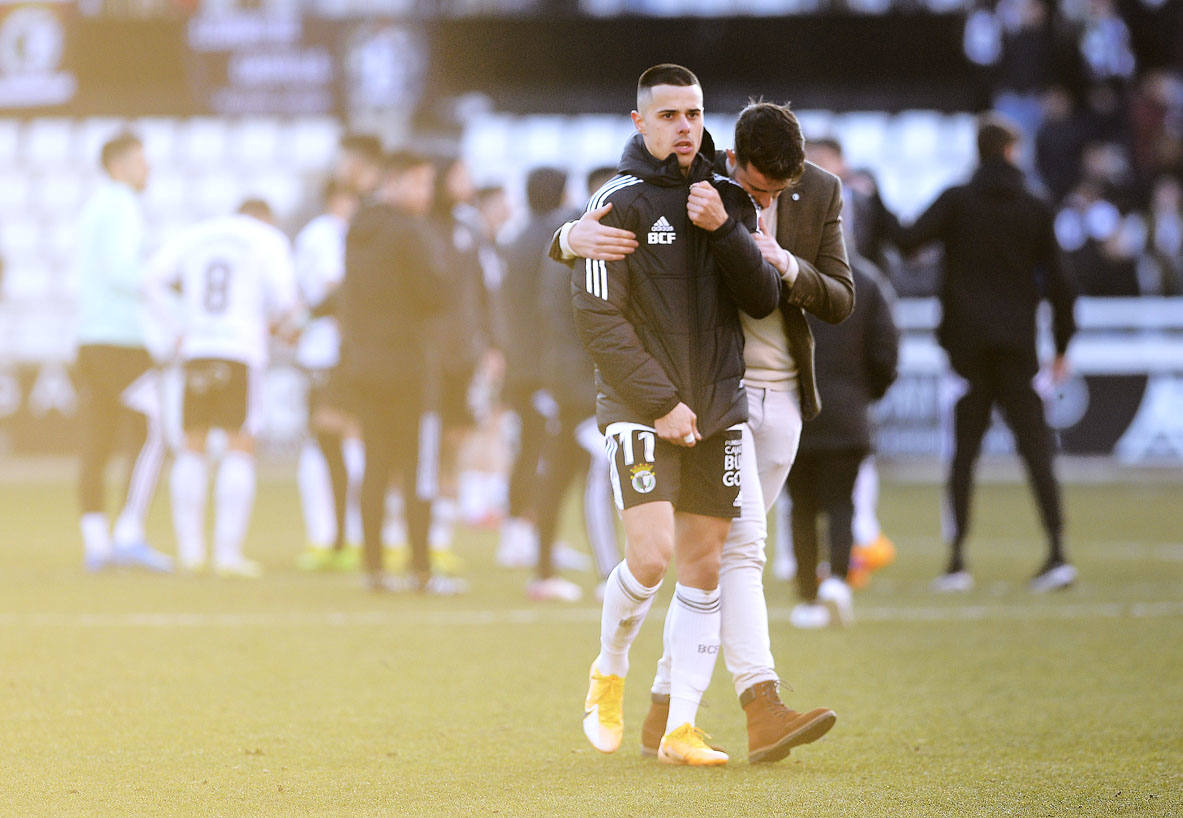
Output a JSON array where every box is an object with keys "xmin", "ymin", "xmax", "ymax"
[{"xmin": 0, "ymin": 0, "xmax": 1179, "ymax": 468}]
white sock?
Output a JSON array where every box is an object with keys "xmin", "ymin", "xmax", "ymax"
[
  {"xmin": 343, "ymin": 436, "xmax": 364, "ymax": 545},
  {"xmin": 111, "ymin": 513, "xmax": 144, "ymax": 548},
  {"xmin": 81, "ymin": 512, "xmax": 111, "ymax": 560},
  {"xmin": 171, "ymin": 450, "xmax": 208, "ymax": 566},
  {"xmin": 298, "ymin": 441, "xmax": 334, "ymax": 549},
  {"xmin": 430, "ymin": 497, "xmax": 457, "ymax": 550},
  {"xmin": 382, "ymin": 489, "xmax": 405, "ymax": 548},
  {"xmin": 214, "ymin": 451, "xmax": 256, "ymax": 565},
  {"xmin": 596, "ymin": 560, "xmax": 661, "ymax": 678},
  {"xmin": 852, "ymin": 456, "xmax": 881, "ymax": 546},
  {"xmin": 665, "ymin": 584, "xmax": 721, "ymax": 732}
]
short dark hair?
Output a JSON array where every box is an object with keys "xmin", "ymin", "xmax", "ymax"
[
  {"xmin": 100, "ymin": 131, "xmax": 142, "ymax": 173},
  {"xmin": 734, "ymin": 101, "xmax": 805, "ymax": 183},
  {"xmin": 384, "ymin": 148, "xmax": 431, "ymax": 175},
  {"xmin": 525, "ymin": 166, "xmax": 567, "ymax": 214},
  {"xmin": 586, "ymin": 165, "xmax": 617, "ymax": 195},
  {"xmin": 320, "ymin": 177, "xmax": 353, "ymax": 206},
  {"xmin": 977, "ymin": 113, "xmax": 1020, "ymax": 161},
  {"xmin": 237, "ymin": 198, "xmax": 274, "ymax": 223},
  {"xmin": 637, "ymin": 63, "xmax": 699, "ymax": 108},
  {"xmin": 339, "ymin": 132, "xmax": 383, "ymax": 161}
]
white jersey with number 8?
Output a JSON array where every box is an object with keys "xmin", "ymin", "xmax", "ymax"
[{"xmin": 145, "ymin": 214, "xmax": 298, "ymax": 370}]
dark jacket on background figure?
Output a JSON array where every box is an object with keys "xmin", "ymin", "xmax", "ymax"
[
  {"xmin": 895, "ymin": 157, "xmax": 1076, "ymax": 377},
  {"xmin": 339, "ymin": 202, "xmax": 447, "ymax": 391},
  {"xmin": 799, "ymin": 264, "xmax": 899, "ymax": 455}
]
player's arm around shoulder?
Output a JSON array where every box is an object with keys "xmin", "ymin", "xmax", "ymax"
[{"xmin": 782, "ymin": 167, "xmax": 854, "ymax": 325}]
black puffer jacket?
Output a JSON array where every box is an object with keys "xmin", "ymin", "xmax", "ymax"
[
  {"xmin": 340, "ymin": 202, "xmax": 448, "ymax": 389},
  {"xmin": 571, "ymin": 131, "xmax": 781, "ymax": 438}
]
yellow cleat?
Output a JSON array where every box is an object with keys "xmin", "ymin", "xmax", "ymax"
[
  {"xmin": 658, "ymin": 723, "xmax": 729, "ymax": 766},
  {"xmin": 582, "ymin": 662, "xmax": 624, "ymax": 753}
]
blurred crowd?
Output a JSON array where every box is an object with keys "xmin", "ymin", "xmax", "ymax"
[{"xmin": 962, "ymin": 0, "xmax": 1183, "ymax": 296}]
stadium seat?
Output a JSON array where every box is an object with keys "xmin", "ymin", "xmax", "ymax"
[
  {"xmin": 0, "ymin": 169, "xmax": 32, "ymax": 214},
  {"xmin": 134, "ymin": 117, "xmax": 178, "ymax": 166},
  {"xmin": 0, "ymin": 119, "xmax": 20, "ymax": 167},
  {"xmin": 35, "ymin": 170, "xmax": 87, "ymax": 218},
  {"xmin": 231, "ymin": 117, "xmax": 282, "ymax": 166},
  {"xmin": 891, "ymin": 110, "xmax": 944, "ymax": 165},
  {"xmin": 23, "ymin": 119, "xmax": 74, "ymax": 168},
  {"xmin": 287, "ymin": 117, "xmax": 341, "ymax": 171},
  {"xmin": 177, "ymin": 117, "xmax": 231, "ymax": 168},
  {"xmin": 833, "ymin": 111, "xmax": 890, "ymax": 169}
]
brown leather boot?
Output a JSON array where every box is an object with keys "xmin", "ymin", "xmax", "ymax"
[
  {"xmin": 640, "ymin": 693, "xmax": 669, "ymax": 757},
  {"xmin": 741, "ymin": 681, "xmax": 836, "ymax": 763}
]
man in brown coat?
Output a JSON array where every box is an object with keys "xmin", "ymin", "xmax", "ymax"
[{"xmin": 552, "ymin": 101, "xmax": 854, "ymax": 763}]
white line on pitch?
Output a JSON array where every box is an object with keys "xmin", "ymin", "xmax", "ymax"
[{"xmin": 0, "ymin": 600, "xmax": 1181, "ymax": 628}]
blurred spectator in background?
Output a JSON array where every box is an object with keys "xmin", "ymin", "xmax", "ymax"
[
  {"xmin": 497, "ymin": 166, "xmax": 569, "ymax": 571},
  {"xmin": 1142, "ymin": 174, "xmax": 1183, "ymax": 296},
  {"xmin": 786, "ymin": 263, "xmax": 898, "ymax": 629},
  {"xmin": 896, "ymin": 114, "xmax": 1078, "ymax": 594},
  {"xmin": 1055, "ymin": 178, "xmax": 1141, "ymax": 295},
  {"xmin": 334, "ymin": 133, "xmax": 384, "ymax": 198},
  {"xmin": 339, "ymin": 151, "xmax": 462, "ymax": 594},
  {"xmin": 1128, "ymin": 69, "xmax": 1183, "ymax": 190},
  {"xmin": 510, "ymin": 166, "xmax": 587, "ymax": 602},
  {"xmin": 456, "ymin": 181, "xmax": 512, "ymax": 533},
  {"xmin": 144, "ymin": 199, "xmax": 300, "ymax": 578},
  {"xmin": 427, "ymin": 154, "xmax": 499, "ymax": 570},
  {"xmin": 75, "ymin": 131, "xmax": 173, "ymax": 574},
  {"xmin": 804, "ymin": 137, "xmax": 902, "ymax": 283},
  {"xmin": 1035, "ymin": 84, "xmax": 1086, "ymax": 205},
  {"xmin": 294, "ymin": 178, "xmax": 364, "ymax": 573}
]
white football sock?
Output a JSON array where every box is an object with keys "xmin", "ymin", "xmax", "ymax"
[
  {"xmin": 595, "ymin": 560, "xmax": 661, "ymax": 678},
  {"xmin": 665, "ymin": 583, "xmax": 721, "ymax": 732},
  {"xmin": 429, "ymin": 496, "xmax": 457, "ymax": 550},
  {"xmin": 298, "ymin": 441, "xmax": 334, "ymax": 548},
  {"xmin": 111, "ymin": 514, "xmax": 144, "ymax": 548},
  {"xmin": 852, "ymin": 456, "xmax": 881, "ymax": 546},
  {"xmin": 171, "ymin": 450, "xmax": 208, "ymax": 566},
  {"xmin": 343, "ymin": 436, "xmax": 364, "ymax": 545},
  {"xmin": 214, "ymin": 451, "xmax": 256, "ymax": 565},
  {"xmin": 81, "ymin": 512, "xmax": 111, "ymax": 560}
]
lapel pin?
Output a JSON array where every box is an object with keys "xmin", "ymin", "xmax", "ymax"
[{"xmin": 792, "ymin": 192, "xmax": 800, "ymax": 201}]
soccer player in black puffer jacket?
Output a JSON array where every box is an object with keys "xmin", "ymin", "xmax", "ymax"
[{"xmin": 576, "ymin": 64, "xmax": 782, "ymax": 767}]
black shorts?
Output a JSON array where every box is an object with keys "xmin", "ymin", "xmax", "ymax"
[
  {"xmin": 604, "ymin": 422, "xmax": 743, "ymax": 519},
  {"xmin": 182, "ymin": 358, "xmax": 252, "ymax": 433}
]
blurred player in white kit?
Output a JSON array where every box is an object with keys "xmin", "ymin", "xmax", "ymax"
[{"xmin": 143, "ymin": 199, "xmax": 301, "ymax": 577}]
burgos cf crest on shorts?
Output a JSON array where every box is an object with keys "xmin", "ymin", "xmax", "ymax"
[
  {"xmin": 630, "ymin": 462, "xmax": 657, "ymax": 494},
  {"xmin": 648, "ymin": 216, "xmax": 676, "ymax": 245}
]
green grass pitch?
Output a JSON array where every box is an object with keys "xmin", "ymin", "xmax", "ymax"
[{"xmin": 0, "ymin": 459, "xmax": 1180, "ymax": 816}]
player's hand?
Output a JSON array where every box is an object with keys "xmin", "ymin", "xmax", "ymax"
[
  {"xmin": 655, "ymin": 402, "xmax": 700, "ymax": 447},
  {"xmin": 569, "ymin": 203, "xmax": 639, "ymax": 260},
  {"xmin": 687, "ymin": 182, "xmax": 728, "ymax": 232},
  {"xmin": 1051, "ymin": 354, "xmax": 1070, "ymax": 384},
  {"xmin": 752, "ymin": 227, "xmax": 792, "ymax": 276}
]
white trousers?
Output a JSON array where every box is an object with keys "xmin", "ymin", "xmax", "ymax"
[{"xmin": 654, "ymin": 385, "xmax": 803, "ymax": 698}]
